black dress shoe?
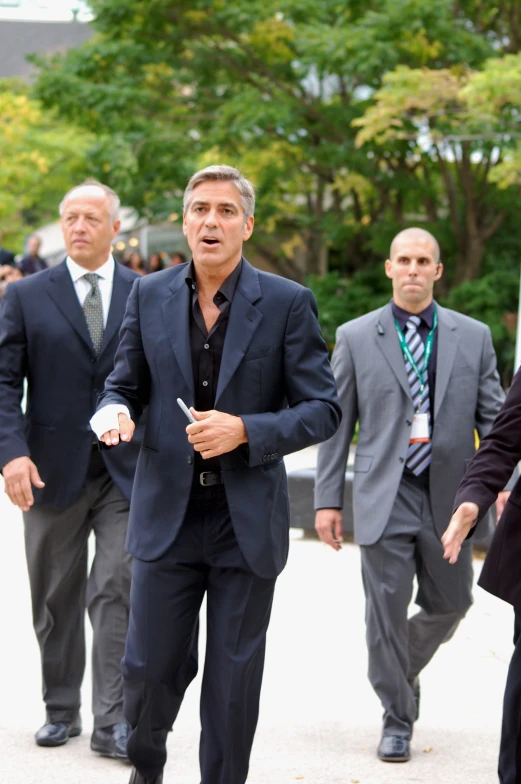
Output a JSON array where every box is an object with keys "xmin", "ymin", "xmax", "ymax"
[
  {"xmin": 128, "ymin": 767, "xmax": 163, "ymax": 784},
  {"xmin": 377, "ymin": 734, "xmax": 410, "ymax": 762},
  {"xmin": 35, "ymin": 717, "xmax": 82, "ymax": 747},
  {"xmin": 90, "ymin": 722, "xmax": 130, "ymax": 760}
]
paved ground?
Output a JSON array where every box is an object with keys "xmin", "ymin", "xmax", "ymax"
[{"xmin": 0, "ymin": 447, "xmax": 514, "ymax": 783}]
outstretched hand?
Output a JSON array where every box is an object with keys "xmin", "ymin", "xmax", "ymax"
[{"xmin": 441, "ymin": 502, "xmax": 479, "ymax": 565}]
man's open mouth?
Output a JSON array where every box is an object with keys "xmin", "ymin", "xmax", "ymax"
[{"xmin": 202, "ymin": 237, "xmax": 219, "ymax": 245}]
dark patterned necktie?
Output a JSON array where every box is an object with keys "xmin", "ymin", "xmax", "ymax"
[
  {"xmin": 404, "ymin": 316, "xmax": 432, "ymax": 475},
  {"xmin": 82, "ymin": 273, "xmax": 104, "ymax": 357}
]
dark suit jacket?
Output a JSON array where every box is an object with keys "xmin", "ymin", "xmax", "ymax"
[
  {"xmin": 454, "ymin": 366, "xmax": 521, "ymax": 608},
  {"xmin": 19, "ymin": 255, "xmax": 48, "ymax": 276},
  {"xmin": 0, "ymin": 248, "xmax": 15, "ymax": 267},
  {"xmin": 0, "ymin": 259, "xmax": 142, "ymax": 507},
  {"xmin": 98, "ymin": 259, "xmax": 341, "ymax": 579}
]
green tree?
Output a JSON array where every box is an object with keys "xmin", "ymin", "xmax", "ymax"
[
  {"xmin": 0, "ymin": 80, "xmax": 96, "ymax": 249},
  {"xmin": 32, "ymin": 0, "xmax": 520, "ymax": 279}
]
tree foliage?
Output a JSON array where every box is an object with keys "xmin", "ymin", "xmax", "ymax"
[{"xmin": 0, "ymin": 80, "xmax": 96, "ymax": 248}]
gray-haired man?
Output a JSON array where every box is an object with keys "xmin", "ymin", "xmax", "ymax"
[{"xmin": 90, "ymin": 164, "xmax": 341, "ymax": 784}]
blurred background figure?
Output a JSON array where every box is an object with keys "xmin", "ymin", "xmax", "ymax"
[
  {"xmin": 127, "ymin": 251, "xmax": 146, "ymax": 275},
  {"xmin": 147, "ymin": 253, "xmax": 163, "ymax": 274},
  {"xmin": 0, "ymin": 231, "xmax": 16, "ymax": 267},
  {"xmin": 0, "ymin": 264, "xmax": 23, "ymax": 300},
  {"xmin": 19, "ymin": 235, "xmax": 48, "ymax": 276},
  {"xmin": 167, "ymin": 251, "xmax": 186, "ymax": 267}
]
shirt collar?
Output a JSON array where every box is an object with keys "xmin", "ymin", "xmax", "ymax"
[
  {"xmin": 392, "ymin": 299, "xmax": 435, "ymax": 330},
  {"xmin": 66, "ymin": 254, "xmax": 115, "ymax": 284},
  {"xmin": 185, "ymin": 258, "xmax": 243, "ymax": 303}
]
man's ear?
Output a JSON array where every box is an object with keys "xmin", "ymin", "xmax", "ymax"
[
  {"xmin": 435, "ymin": 262, "xmax": 444, "ymax": 281},
  {"xmin": 384, "ymin": 259, "xmax": 393, "ymax": 279}
]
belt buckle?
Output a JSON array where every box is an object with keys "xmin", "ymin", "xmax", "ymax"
[{"xmin": 200, "ymin": 471, "xmax": 212, "ymax": 486}]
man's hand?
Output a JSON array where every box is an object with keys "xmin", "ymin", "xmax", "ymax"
[
  {"xmin": 315, "ymin": 509, "xmax": 343, "ymax": 551},
  {"xmin": 3, "ymin": 456, "xmax": 45, "ymax": 511},
  {"xmin": 186, "ymin": 409, "xmax": 247, "ymax": 458},
  {"xmin": 99, "ymin": 412, "xmax": 135, "ymax": 446},
  {"xmin": 441, "ymin": 502, "xmax": 479, "ymax": 565},
  {"xmin": 495, "ymin": 491, "xmax": 510, "ymax": 522}
]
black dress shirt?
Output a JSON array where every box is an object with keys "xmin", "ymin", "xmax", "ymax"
[
  {"xmin": 392, "ymin": 299, "xmax": 438, "ymax": 414},
  {"xmin": 186, "ymin": 259, "xmax": 242, "ymax": 476}
]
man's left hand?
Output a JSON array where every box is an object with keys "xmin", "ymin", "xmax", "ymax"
[
  {"xmin": 187, "ymin": 409, "xmax": 248, "ymax": 459},
  {"xmin": 495, "ymin": 491, "xmax": 510, "ymax": 522}
]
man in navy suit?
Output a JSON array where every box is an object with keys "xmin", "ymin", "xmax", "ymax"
[
  {"xmin": 91, "ymin": 164, "xmax": 341, "ymax": 784},
  {"xmin": 0, "ymin": 180, "xmax": 141, "ymax": 761}
]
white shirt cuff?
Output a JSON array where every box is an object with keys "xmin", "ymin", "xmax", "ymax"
[{"xmin": 90, "ymin": 404, "xmax": 130, "ymax": 439}]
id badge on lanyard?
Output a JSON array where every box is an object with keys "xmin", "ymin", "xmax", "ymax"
[{"xmin": 410, "ymin": 412, "xmax": 430, "ymax": 443}]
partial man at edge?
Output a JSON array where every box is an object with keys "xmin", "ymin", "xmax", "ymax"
[
  {"xmin": 443, "ymin": 368, "xmax": 521, "ymax": 784},
  {"xmin": 0, "ymin": 180, "xmax": 142, "ymax": 763},
  {"xmin": 314, "ymin": 227, "xmax": 510, "ymax": 763},
  {"xmin": 90, "ymin": 164, "xmax": 342, "ymax": 784}
]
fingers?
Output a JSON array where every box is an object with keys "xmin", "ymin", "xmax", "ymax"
[
  {"xmin": 315, "ymin": 510, "xmax": 343, "ymax": 551},
  {"xmin": 118, "ymin": 413, "xmax": 135, "ymax": 442},
  {"xmin": 29, "ymin": 463, "xmax": 45, "ymax": 489},
  {"xmin": 100, "ymin": 414, "xmax": 135, "ymax": 447},
  {"xmin": 102, "ymin": 428, "xmax": 121, "ymax": 446}
]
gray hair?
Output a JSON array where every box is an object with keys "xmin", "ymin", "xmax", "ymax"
[
  {"xmin": 59, "ymin": 179, "xmax": 121, "ymax": 222},
  {"xmin": 390, "ymin": 227, "xmax": 441, "ymax": 264},
  {"xmin": 183, "ymin": 165, "xmax": 255, "ymax": 218}
]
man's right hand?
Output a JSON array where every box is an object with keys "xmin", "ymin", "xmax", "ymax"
[
  {"xmin": 3, "ymin": 456, "xmax": 45, "ymax": 511},
  {"xmin": 315, "ymin": 509, "xmax": 343, "ymax": 551},
  {"xmin": 99, "ymin": 412, "xmax": 135, "ymax": 446},
  {"xmin": 441, "ymin": 502, "xmax": 479, "ymax": 565}
]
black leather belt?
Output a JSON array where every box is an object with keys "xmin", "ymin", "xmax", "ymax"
[{"xmin": 199, "ymin": 471, "xmax": 223, "ymax": 487}]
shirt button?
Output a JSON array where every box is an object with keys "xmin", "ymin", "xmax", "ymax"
[
  {"xmin": 202, "ymin": 380, "xmax": 208, "ymax": 387},
  {"xmin": 204, "ymin": 343, "xmax": 209, "ymax": 350},
  {"xmin": 191, "ymin": 284, "xmax": 196, "ymax": 290}
]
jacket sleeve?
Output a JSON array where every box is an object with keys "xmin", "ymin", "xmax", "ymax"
[
  {"xmin": 240, "ymin": 287, "xmax": 341, "ymax": 467},
  {"xmin": 0, "ymin": 284, "xmax": 31, "ymax": 469},
  {"xmin": 314, "ymin": 325, "xmax": 358, "ymax": 510},
  {"xmin": 97, "ymin": 278, "xmax": 151, "ymax": 422},
  {"xmin": 475, "ymin": 325, "xmax": 506, "ymax": 439}
]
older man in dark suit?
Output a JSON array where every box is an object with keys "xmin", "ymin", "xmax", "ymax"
[
  {"xmin": 0, "ymin": 180, "xmax": 141, "ymax": 762},
  {"xmin": 91, "ymin": 164, "xmax": 341, "ymax": 784}
]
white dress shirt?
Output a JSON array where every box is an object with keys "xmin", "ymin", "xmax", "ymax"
[
  {"xmin": 67, "ymin": 254, "xmax": 131, "ymax": 436},
  {"xmin": 67, "ymin": 254, "xmax": 115, "ymax": 328}
]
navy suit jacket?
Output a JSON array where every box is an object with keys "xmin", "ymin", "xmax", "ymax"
[
  {"xmin": 98, "ymin": 259, "xmax": 341, "ymax": 579},
  {"xmin": 0, "ymin": 248, "xmax": 15, "ymax": 267},
  {"xmin": 0, "ymin": 259, "xmax": 142, "ymax": 507}
]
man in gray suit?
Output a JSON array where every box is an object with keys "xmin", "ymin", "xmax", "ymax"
[{"xmin": 314, "ymin": 227, "xmax": 508, "ymax": 763}]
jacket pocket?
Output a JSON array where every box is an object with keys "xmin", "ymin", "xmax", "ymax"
[{"xmin": 354, "ymin": 454, "xmax": 373, "ymax": 473}]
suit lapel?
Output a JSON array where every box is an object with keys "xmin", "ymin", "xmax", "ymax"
[
  {"xmin": 46, "ymin": 261, "xmax": 93, "ymax": 353},
  {"xmin": 215, "ymin": 260, "xmax": 263, "ymax": 404},
  {"xmin": 162, "ymin": 265, "xmax": 194, "ymax": 396},
  {"xmin": 434, "ymin": 305, "xmax": 458, "ymax": 418},
  {"xmin": 99, "ymin": 264, "xmax": 133, "ymax": 357},
  {"xmin": 374, "ymin": 303, "xmax": 411, "ymax": 399}
]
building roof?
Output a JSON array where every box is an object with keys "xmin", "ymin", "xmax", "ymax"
[{"xmin": 0, "ymin": 19, "xmax": 93, "ymax": 78}]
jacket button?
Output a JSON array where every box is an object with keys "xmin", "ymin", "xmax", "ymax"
[
  {"xmin": 399, "ymin": 457, "xmax": 404, "ymax": 463},
  {"xmin": 406, "ymin": 420, "xmax": 411, "ymax": 426},
  {"xmin": 187, "ymin": 456, "xmax": 193, "ymax": 465}
]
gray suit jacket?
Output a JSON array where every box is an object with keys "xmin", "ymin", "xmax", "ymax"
[{"xmin": 314, "ymin": 301, "xmax": 505, "ymax": 545}]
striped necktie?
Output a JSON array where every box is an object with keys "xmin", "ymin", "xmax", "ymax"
[
  {"xmin": 404, "ymin": 315, "xmax": 432, "ymax": 475},
  {"xmin": 82, "ymin": 273, "xmax": 104, "ymax": 357}
]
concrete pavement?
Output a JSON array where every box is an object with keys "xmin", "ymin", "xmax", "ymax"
[{"xmin": 0, "ymin": 447, "xmax": 514, "ymax": 783}]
